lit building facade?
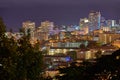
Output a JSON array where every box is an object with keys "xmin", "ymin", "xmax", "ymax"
[
  {"xmin": 106, "ymin": 20, "xmax": 117, "ymax": 27},
  {"xmin": 22, "ymin": 21, "xmax": 35, "ymax": 39},
  {"xmin": 88, "ymin": 11, "xmax": 101, "ymax": 31},
  {"xmin": 99, "ymin": 33, "xmax": 120, "ymax": 44},
  {"xmin": 77, "ymin": 49, "xmax": 97, "ymax": 60},
  {"xmin": 48, "ymin": 40, "xmax": 89, "ymax": 55},
  {"xmin": 112, "ymin": 39, "xmax": 120, "ymax": 48},
  {"xmin": 79, "ymin": 18, "xmax": 89, "ymax": 34},
  {"xmin": 35, "ymin": 27, "xmax": 49, "ymax": 40},
  {"xmin": 80, "ymin": 18, "xmax": 89, "ymax": 28},
  {"xmin": 34, "ymin": 21, "xmax": 55, "ymax": 41},
  {"xmin": 101, "ymin": 26, "xmax": 111, "ymax": 32},
  {"xmin": 40, "ymin": 21, "xmax": 54, "ymax": 34}
]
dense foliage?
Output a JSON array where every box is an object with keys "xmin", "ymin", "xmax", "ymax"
[
  {"xmin": 0, "ymin": 17, "xmax": 43, "ymax": 80},
  {"xmin": 56, "ymin": 49, "xmax": 120, "ymax": 80}
]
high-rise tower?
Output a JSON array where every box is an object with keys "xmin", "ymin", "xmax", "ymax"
[
  {"xmin": 88, "ymin": 11, "xmax": 101, "ymax": 31},
  {"xmin": 40, "ymin": 21, "xmax": 54, "ymax": 33},
  {"xmin": 22, "ymin": 21, "xmax": 35, "ymax": 38}
]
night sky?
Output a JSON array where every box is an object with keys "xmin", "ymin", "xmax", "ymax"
[{"xmin": 0, "ymin": 0, "xmax": 120, "ymax": 32}]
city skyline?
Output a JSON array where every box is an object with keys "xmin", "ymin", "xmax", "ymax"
[{"xmin": 0, "ymin": 0, "xmax": 120, "ymax": 32}]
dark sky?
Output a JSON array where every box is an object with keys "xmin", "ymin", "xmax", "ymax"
[{"xmin": 0, "ymin": 0, "xmax": 120, "ymax": 32}]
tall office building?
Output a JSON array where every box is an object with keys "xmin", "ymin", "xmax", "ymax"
[
  {"xmin": 88, "ymin": 11, "xmax": 101, "ymax": 31},
  {"xmin": 40, "ymin": 21, "xmax": 54, "ymax": 34},
  {"xmin": 100, "ymin": 17, "xmax": 106, "ymax": 26},
  {"xmin": 79, "ymin": 18, "xmax": 89, "ymax": 34},
  {"xmin": 35, "ymin": 27, "xmax": 49, "ymax": 40},
  {"xmin": 22, "ymin": 21, "xmax": 35, "ymax": 39},
  {"xmin": 35, "ymin": 21, "xmax": 54, "ymax": 40},
  {"xmin": 106, "ymin": 20, "xmax": 117, "ymax": 27},
  {"xmin": 80, "ymin": 18, "xmax": 89, "ymax": 29}
]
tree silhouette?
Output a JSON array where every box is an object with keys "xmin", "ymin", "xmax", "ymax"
[
  {"xmin": 56, "ymin": 49, "xmax": 120, "ymax": 80},
  {"xmin": 0, "ymin": 18, "xmax": 44, "ymax": 80},
  {"xmin": 0, "ymin": 17, "xmax": 6, "ymax": 36},
  {"xmin": 88, "ymin": 49, "xmax": 120, "ymax": 79},
  {"xmin": 79, "ymin": 43, "xmax": 86, "ymax": 49}
]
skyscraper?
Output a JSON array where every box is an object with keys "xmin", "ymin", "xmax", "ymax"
[
  {"xmin": 80, "ymin": 18, "xmax": 89, "ymax": 29},
  {"xmin": 88, "ymin": 11, "xmax": 101, "ymax": 31},
  {"xmin": 79, "ymin": 18, "xmax": 89, "ymax": 34},
  {"xmin": 106, "ymin": 20, "xmax": 117, "ymax": 27},
  {"xmin": 35, "ymin": 21, "xmax": 54, "ymax": 41},
  {"xmin": 40, "ymin": 21, "xmax": 54, "ymax": 34},
  {"xmin": 22, "ymin": 21, "xmax": 35, "ymax": 39}
]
